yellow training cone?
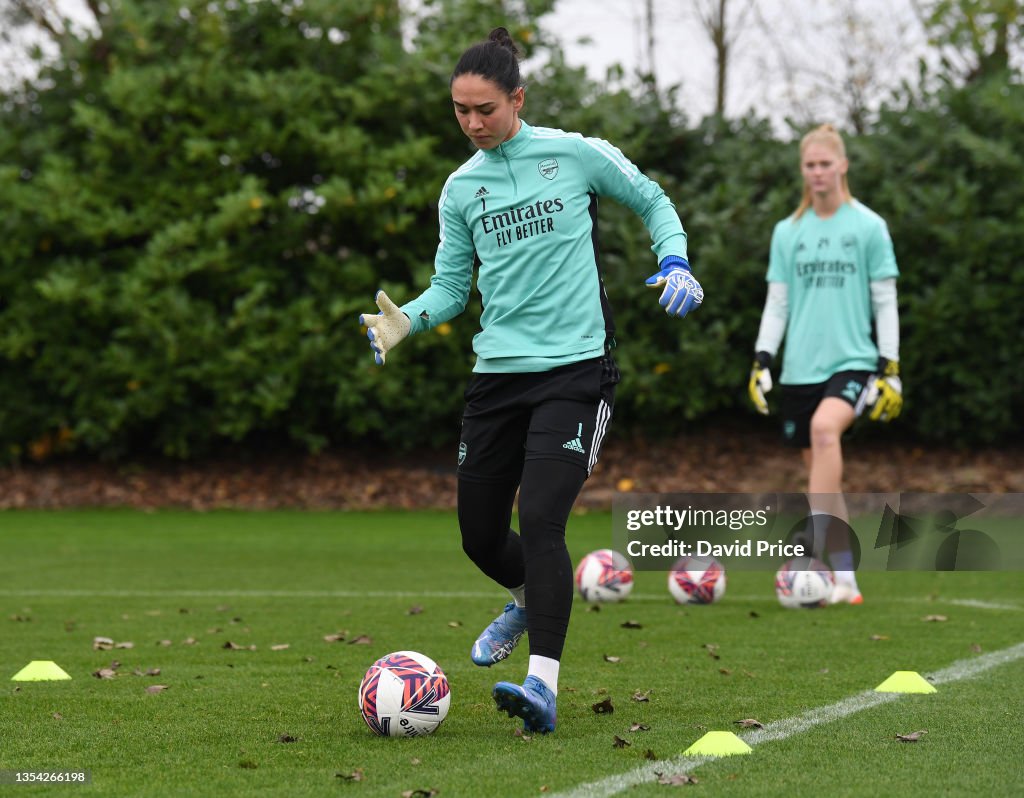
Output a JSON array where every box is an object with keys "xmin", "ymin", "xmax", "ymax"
[
  {"xmin": 682, "ymin": 731, "xmax": 753, "ymax": 756},
  {"xmin": 874, "ymin": 671, "xmax": 936, "ymax": 694},
  {"xmin": 11, "ymin": 661, "xmax": 72, "ymax": 681}
]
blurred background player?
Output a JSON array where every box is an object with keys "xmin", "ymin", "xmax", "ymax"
[
  {"xmin": 748, "ymin": 124, "xmax": 902, "ymax": 604},
  {"xmin": 359, "ymin": 27, "xmax": 702, "ymax": 732}
]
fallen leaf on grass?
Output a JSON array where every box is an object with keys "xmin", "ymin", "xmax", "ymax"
[
  {"xmin": 158, "ymin": 639, "xmax": 173, "ymax": 647},
  {"xmin": 604, "ymin": 655, "xmax": 621, "ymax": 663},
  {"xmin": 513, "ymin": 728, "xmax": 532, "ymax": 741},
  {"xmin": 407, "ymin": 605, "xmax": 424, "ymax": 616},
  {"xmin": 145, "ymin": 685, "xmax": 169, "ymax": 694},
  {"xmin": 447, "ymin": 622, "xmax": 462, "ymax": 629},
  {"xmin": 401, "ymin": 789, "xmax": 438, "ymax": 798},
  {"xmin": 630, "ymin": 723, "xmax": 651, "ymax": 732},
  {"xmin": 323, "ymin": 631, "xmax": 348, "ymax": 643},
  {"xmin": 719, "ymin": 668, "xmax": 732, "ymax": 676},
  {"xmin": 92, "ymin": 668, "xmax": 117, "ymax": 680},
  {"xmin": 869, "ymin": 634, "xmax": 890, "ymax": 641},
  {"xmin": 587, "ymin": 605, "xmax": 601, "ymax": 613},
  {"xmin": 656, "ymin": 772, "xmax": 698, "ymax": 785},
  {"xmin": 270, "ymin": 644, "xmax": 290, "ymax": 651},
  {"xmin": 620, "ymin": 620, "xmax": 643, "ymax": 629},
  {"xmin": 336, "ymin": 769, "xmax": 363, "ymax": 782},
  {"xmin": 748, "ymin": 611, "xmax": 760, "ymax": 618},
  {"xmin": 277, "ymin": 734, "xmax": 299, "ymax": 743},
  {"xmin": 632, "ymin": 690, "xmax": 651, "ymax": 702},
  {"xmin": 348, "ymin": 635, "xmax": 373, "ymax": 645},
  {"xmin": 896, "ymin": 730, "xmax": 928, "ymax": 742},
  {"xmin": 92, "ymin": 637, "xmax": 114, "ymax": 650},
  {"xmin": 970, "ymin": 643, "xmax": 983, "ymax": 653},
  {"xmin": 703, "ymin": 643, "xmax": 720, "ymax": 659},
  {"xmin": 409, "ymin": 758, "xmax": 421, "ymax": 766},
  {"xmin": 592, "ymin": 698, "xmax": 615, "ymax": 714},
  {"xmin": 922, "ymin": 615, "xmax": 948, "ymax": 622},
  {"xmin": 52, "ymin": 712, "xmax": 63, "ymax": 720},
  {"xmin": 223, "ymin": 641, "xmax": 256, "ymax": 651},
  {"xmin": 733, "ymin": 718, "xmax": 764, "ymax": 729},
  {"xmin": 613, "ymin": 735, "xmax": 631, "ymax": 749}
]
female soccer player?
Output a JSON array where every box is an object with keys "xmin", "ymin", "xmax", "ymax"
[
  {"xmin": 359, "ymin": 27, "xmax": 702, "ymax": 733},
  {"xmin": 748, "ymin": 124, "xmax": 902, "ymax": 604}
]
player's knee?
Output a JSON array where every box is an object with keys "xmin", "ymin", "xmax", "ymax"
[
  {"xmin": 808, "ymin": 419, "xmax": 841, "ymax": 451},
  {"xmin": 459, "ymin": 526, "xmax": 503, "ymax": 568}
]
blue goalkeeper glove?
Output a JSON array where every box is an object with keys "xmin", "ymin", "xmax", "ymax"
[
  {"xmin": 358, "ymin": 290, "xmax": 411, "ymax": 365},
  {"xmin": 748, "ymin": 351, "xmax": 773, "ymax": 415},
  {"xmin": 645, "ymin": 256, "xmax": 703, "ymax": 318},
  {"xmin": 866, "ymin": 357, "xmax": 902, "ymax": 422}
]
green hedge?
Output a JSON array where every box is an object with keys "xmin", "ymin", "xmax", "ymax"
[{"xmin": 0, "ymin": 0, "xmax": 1020, "ymax": 461}]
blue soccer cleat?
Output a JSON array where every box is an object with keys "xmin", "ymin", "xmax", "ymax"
[
  {"xmin": 493, "ymin": 675, "xmax": 557, "ymax": 734},
  {"xmin": 471, "ymin": 602, "xmax": 528, "ymax": 667}
]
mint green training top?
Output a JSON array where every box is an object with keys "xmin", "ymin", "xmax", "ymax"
[
  {"xmin": 400, "ymin": 120, "xmax": 688, "ymax": 373},
  {"xmin": 767, "ymin": 200, "xmax": 899, "ymax": 385}
]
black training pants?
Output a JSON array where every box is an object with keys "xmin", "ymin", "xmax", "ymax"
[{"xmin": 456, "ymin": 356, "xmax": 618, "ymax": 660}]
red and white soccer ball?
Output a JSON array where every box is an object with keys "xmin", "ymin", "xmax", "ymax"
[
  {"xmin": 775, "ymin": 557, "xmax": 835, "ymax": 608},
  {"xmin": 574, "ymin": 548, "xmax": 634, "ymax": 602},
  {"xmin": 358, "ymin": 650, "xmax": 451, "ymax": 737},
  {"xmin": 668, "ymin": 555, "xmax": 726, "ymax": 605}
]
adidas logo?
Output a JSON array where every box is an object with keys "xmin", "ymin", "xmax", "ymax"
[
  {"xmin": 474, "ymin": 186, "xmax": 489, "ymax": 198},
  {"xmin": 562, "ymin": 423, "xmax": 586, "ymax": 454}
]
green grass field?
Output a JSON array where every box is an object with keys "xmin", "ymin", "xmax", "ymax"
[{"xmin": 1, "ymin": 509, "xmax": 1022, "ymax": 797}]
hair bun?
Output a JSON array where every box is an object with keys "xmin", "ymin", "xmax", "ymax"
[{"xmin": 488, "ymin": 26, "xmax": 520, "ymax": 58}]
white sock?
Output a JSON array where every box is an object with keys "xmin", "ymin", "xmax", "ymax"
[
  {"xmin": 806, "ymin": 511, "xmax": 830, "ymax": 559},
  {"xmin": 528, "ymin": 655, "xmax": 559, "ymax": 695},
  {"xmin": 831, "ymin": 550, "xmax": 855, "ymax": 573},
  {"xmin": 834, "ymin": 570, "xmax": 859, "ymax": 590},
  {"xmin": 508, "ymin": 584, "xmax": 526, "ymax": 607}
]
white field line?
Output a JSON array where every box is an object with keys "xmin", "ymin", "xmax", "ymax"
[
  {"xmin": 0, "ymin": 589, "xmax": 502, "ymax": 599},
  {"xmin": 945, "ymin": 598, "xmax": 1023, "ymax": 611},
  {"xmin": 0, "ymin": 590, "xmax": 1019, "ymax": 611},
  {"xmin": 551, "ymin": 641, "xmax": 1024, "ymax": 798}
]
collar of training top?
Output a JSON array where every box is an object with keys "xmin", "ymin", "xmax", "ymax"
[{"xmin": 481, "ymin": 119, "xmax": 534, "ymax": 160}]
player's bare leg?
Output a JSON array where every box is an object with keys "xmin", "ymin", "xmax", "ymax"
[{"xmin": 805, "ymin": 398, "xmax": 862, "ymax": 603}]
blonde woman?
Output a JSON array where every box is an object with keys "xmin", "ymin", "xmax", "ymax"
[{"xmin": 749, "ymin": 124, "xmax": 902, "ymax": 604}]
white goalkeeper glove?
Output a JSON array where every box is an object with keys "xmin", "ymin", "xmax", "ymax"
[
  {"xmin": 866, "ymin": 357, "xmax": 902, "ymax": 422},
  {"xmin": 748, "ymin": 351, "xmax": 773, "ymax": 415},
  {"xmin": 644, "ymin": 255, "xmax": 703, "ymax": 318},
  {"xmin": 358, "ymin": 290, "xmax": 410, "ymax": 365}
]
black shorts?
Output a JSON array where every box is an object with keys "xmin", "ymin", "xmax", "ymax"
[
  {"xmin": 457, "ymin": 356, "xmax": 620, "ymax": 482},
  {"xmin": 779, "ymin": 371, "xmax": 871, "ymax": 448}
]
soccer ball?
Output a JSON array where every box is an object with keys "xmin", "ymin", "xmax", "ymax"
[
  {"xmin": 775, "ymin": 557, "xmax": 835, "ymax": 609},
  {"xmin": 358, "ymin": 650, "xmax": 450, "ymax": 737},
  {"xmin": 574, "ymin": 549, "xmax": 634, "ymax": 602},
  {"xmin": 668, "ymin": 555, "xmax": 726, "ymax": 605}
]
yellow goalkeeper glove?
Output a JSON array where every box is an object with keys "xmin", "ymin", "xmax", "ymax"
[
  {"xmin": 866, "ymin": 357, "xmax": 902, "ymax": 422},
  {"xmin": 748, "ymin": 351, "xmax": 773, "ymax": 416},
  {"xmin": 358, "ymin": 290, "xmax": 411, "ymax": 365}
]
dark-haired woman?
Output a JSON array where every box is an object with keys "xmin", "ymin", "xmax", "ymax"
[{"xmin": 359, "ymin": 27, "xmax": 702, "ymax": 734}]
